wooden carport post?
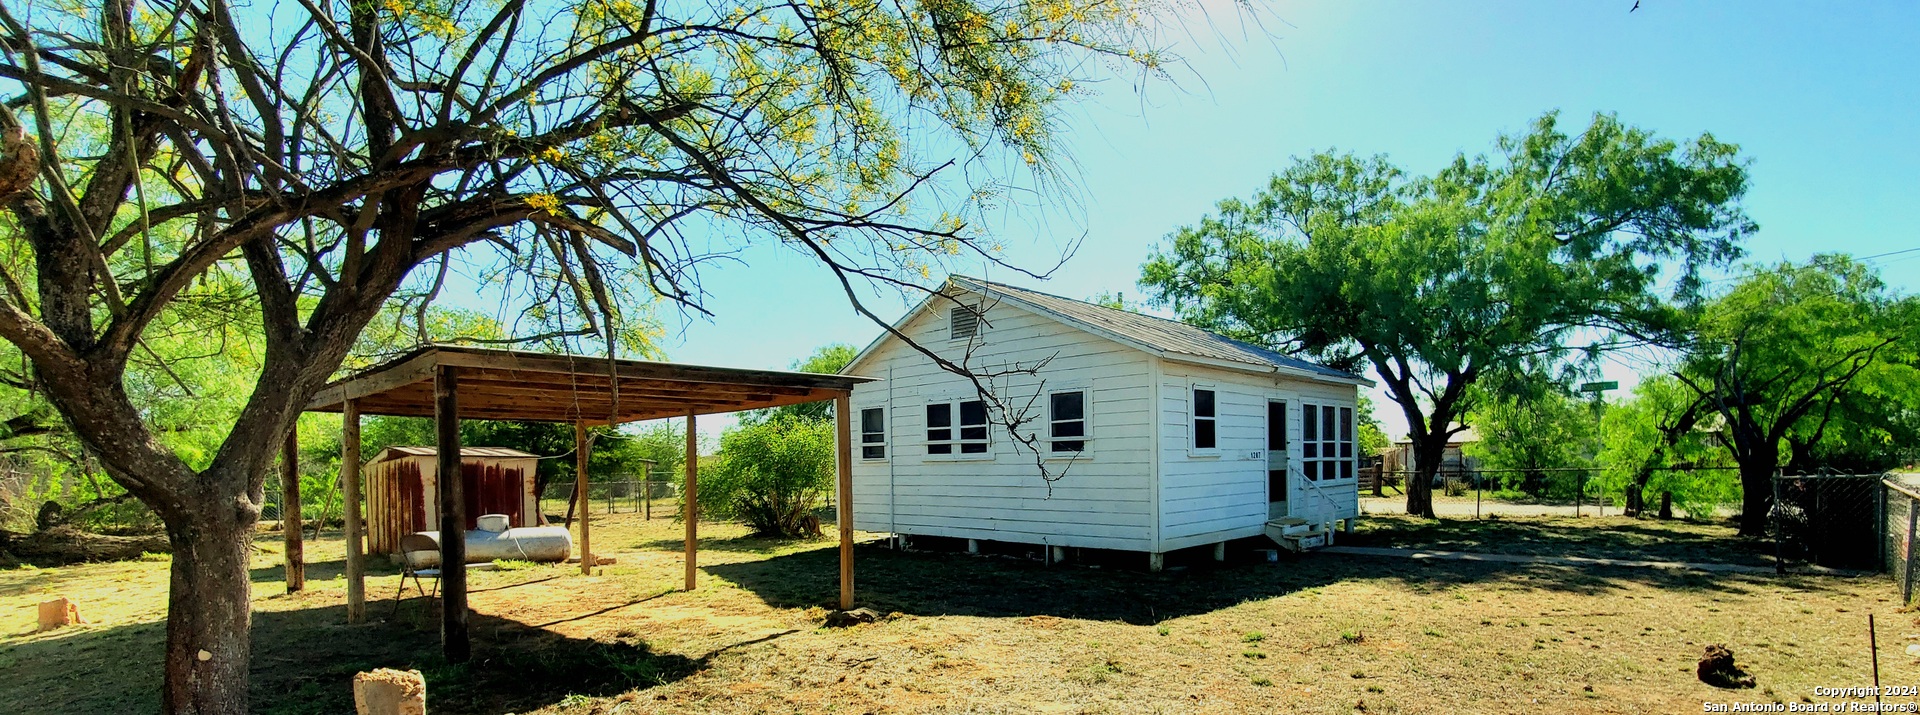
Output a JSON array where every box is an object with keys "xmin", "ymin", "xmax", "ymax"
[
  {"xmin": 684, "ymin": 411, "xmax": 698, "ymax": 591},
  {"xmin": 436, "ymin": 365, "xmax": 470, "ymax": 662},
  {"xmin": 281, "ymin": 430, "xmax": 304, "ymax": 593},
  {"xmin": 835, "ymin": 394, "xmax": 854, "ymax": 609},
  {"xmin": 342, "ymin": 400, "xmax": 366, "ymax": 623},
  {"xmin": 575, "ymin": 421, "xmax": 592, "ymax": 575}
]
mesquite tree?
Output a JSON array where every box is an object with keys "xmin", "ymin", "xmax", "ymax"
[
  {"xmin": 1140, "ymin": 112, "xmax": 1753, "ymax": 518},
  {"xmin": 1676, "ymin": 256, "xmax": 1918, "ymax": 536},
  {"xmin": 0, "ymin": 0, "xmax": 1176, "ymax": 710}
]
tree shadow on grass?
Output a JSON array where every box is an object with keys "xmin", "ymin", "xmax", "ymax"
[
  {"xmin": 706, "ymin": 540, "xmax": 1844, "ymax": 627},
  {"xmin": 634, "ymin": 533, "xmax": 832, "ymax": 555},
  {"xmin": 1, "ymin": 600, "xmax": 716, "ymax": 715},
  {"xmin": 1347, "ymin": 514, "xmax": 1778, "ymax": 567}
]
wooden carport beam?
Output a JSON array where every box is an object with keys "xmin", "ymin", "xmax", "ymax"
[
  {"xmin": 281, "ymin": 431, "xmax": 303, "ymax": 593},
  {"xmin": 342, "ymin": 400, "xmax": 366, "ymax": 623},
  {"xmin": 684, "ymin": 411, "xmax": 698, "ymax": 591},
  {"xmin": 436, "ymin": 365, "xmax": 471, "ymax": 663},
  {"xmin": 835, "ymin": 394, "xmax": 854, "ymax": 610},
  {"xmin": 575, "ymin": 421, "xmax": 592, "ymax": 575}
]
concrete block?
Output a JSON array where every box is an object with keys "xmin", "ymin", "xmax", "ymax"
[
  {"xmin": 36, "ymin": 597, "xmax": 80, "ymax": 631},
  {"xmin": 354, "ymin": 668, "xmax": 427, "ymax": 715}
]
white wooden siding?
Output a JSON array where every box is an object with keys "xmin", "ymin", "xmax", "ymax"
[
  {"xmin": 847, "ymin": 291, "xmax": 1158, "ymax": 551},
  {"xmin": 844, "ymin": 287, "xmax": 1361, "ymax": 556},
  {"xmin": 1156, "ymin": 360, "xmax": 1361, "ymax": 550}
]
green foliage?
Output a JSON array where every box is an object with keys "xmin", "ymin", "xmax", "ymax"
[
  {"xmin": 1593, "ymin": 377, "xmax": 1737, "ymax": 518},
  {"xmin": 1357, "ymin": 394, "xmax": 1391, "ymax": 455},
  {"xmin": 1679, "ymin": 256, "xmax": 1919, "ymax": 479},
  {"xmin": 602, "ymin": 422, "xmax": 687, "ymax": 484},
  {"xmin": 739, "ymin": 344, "xmax": 858, "ymax": 425},
  {"xmin": 1088, "ymin": 291, "xmax": 1143, "ymax": 311},
  {"xmin": 1463, "ymin": 389, "xmax": 1597, "ymax": 497},
  {"xmin": 698, "ymin": 415, "xmax": 835, "ymax": 538},
  {"xmin": 1139, "ymin": 112, "xmax": 1753, "ymax": 515}
]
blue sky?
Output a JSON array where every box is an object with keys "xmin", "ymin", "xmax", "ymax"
[{"xmin": 524, "ymin": 1, "xmax": 1920, "ymax": 441}]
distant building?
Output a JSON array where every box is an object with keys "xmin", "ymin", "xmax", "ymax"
[{"xmin": 1381, "ymin": 426, "xmax": 1482, "ymax": 477}]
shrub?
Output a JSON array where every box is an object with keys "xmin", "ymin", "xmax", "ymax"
[{"xmin": 698, "ymin": 415, "xmax": 834, "ymax": 538}]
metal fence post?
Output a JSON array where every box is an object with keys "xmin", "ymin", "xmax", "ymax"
[
  {"xmin": 1878, "ymin": 480, "xmax": 1887, "ymax": 573},
  {"xmin": 1896, "ymin": 495, "xmax": 1912, "ymax": 607},
  {"xmin": 1773, "ymin": 470, "xmax": 1786, "ymax": 575}
]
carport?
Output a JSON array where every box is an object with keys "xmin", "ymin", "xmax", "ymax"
[{"xmin": 295, "ymin": 345, "xmax": 871, "ymax": 661}]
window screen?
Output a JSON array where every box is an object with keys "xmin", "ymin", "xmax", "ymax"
[
  {"xmin": 860, "ymin": 407, "xmax": 886, "ymax": 460},
  {"xmin": 958, "ymin": 400, "xmax": 988, "ymax": 453},
  {"xmin": 928, "ymin": 399, "xmax": 989, "ymax": 455},
  {"xmin": 1193, "ymin": 388, "xmax": 1217, "ymax": 450},
  {"xmin": 926, "ymin": 403, "xmax": 952, "ymax": 455},
  {"xmin": 1301, "ymin": 403, "xmax": 1356, "ymax": 480},
  {"xmin": 1050, "ymin": 391, "xmax": 1086, "ymax": 453}
]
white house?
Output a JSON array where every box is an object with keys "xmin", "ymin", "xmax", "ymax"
[{"xmin": 841, "ymin": 276, "xmax": 1372, "ymax": 569}]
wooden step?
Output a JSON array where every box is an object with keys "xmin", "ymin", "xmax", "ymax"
[{"xmin": 1263, "ymin": 521, "xmax": 1331, "ymax": 552}]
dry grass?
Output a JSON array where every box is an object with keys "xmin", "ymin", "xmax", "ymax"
[
  {"xmin": 0, "ymin": 508, "xmax": 1910, "ymax": 714},
  {"xmin": 1348, "ymin": 512, "xmax": 1780, "ymax": 567}
]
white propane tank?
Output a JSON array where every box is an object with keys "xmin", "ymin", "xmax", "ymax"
[
  {"xmin": 399, "ymin": 526, "xmax": 572, "ymax": 567},
  {"xmin": 475, "ymin": 513, "xmax": 511, "ymax": 532}
]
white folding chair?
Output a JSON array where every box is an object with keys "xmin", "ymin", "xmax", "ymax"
[{"xmin": 391, "ymin": 533, "xmax": 441, "ymax": 619}]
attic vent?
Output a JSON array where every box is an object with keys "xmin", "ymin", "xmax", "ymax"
[{"xmin": 949, "ymin": 306, "xmax": 981, "ymax": 341}]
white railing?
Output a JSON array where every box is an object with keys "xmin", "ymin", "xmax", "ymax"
[{"xmin": 1292, "ymin": 464, "xmax": 1340, "ymax": 524}]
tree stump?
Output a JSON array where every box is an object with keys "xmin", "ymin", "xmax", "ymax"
[{"xmin": 353, "ymin": 668, "xmax": 427, "ymax": 715}]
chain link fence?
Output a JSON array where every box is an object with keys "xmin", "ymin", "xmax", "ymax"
[
  {"xmin": 1363, "ymin": 465, "xmax": 1743, "ymax": 520},
  {"xmin": 1362, "ymin": 464, "xmax": 1903, "ymax": 576},
  {"xmin": 1881, "ymin": 475, "xmax": 1920, "ymax": 603},
  {"xmin": 1769, "ymin": 472, "xmax": 1884, "ymax": 572},
  {"xmin": 537, "ymin": 478, "xmax": 681, "ymax": 520}
]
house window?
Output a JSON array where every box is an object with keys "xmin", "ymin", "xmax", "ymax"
[
  {"xmin": 927, "ymin": 399, "xmax": 989, "ymax": 455},
  {"xmin": 1267, "ymin": 400, "xmax": 1286, "ymax": 451},
  {"xmin": 1049, "ymin": 390, "xmax": 1086, "ymax": 453},
  {"xmin": 1192, "ymin": 387, "xmax": 1217, "ymax": 450},
  {"xmin": 949, "ymin": 306, "xmax": 981, "ymax": 341},
  {"xmin": 1339, "ymin": 406, "xmax": 1355, "ymax": 479},
  {"xmin": 1301, "ymin": 403, "xmax": 1356, "ymax": 480},
  {"xmin": 860, "ymin": 407, "xmax": 886, "ymax": 460},
  {"xmin": 1302, "ymin": 403, "xmax": 1317, "ymax": 479}
]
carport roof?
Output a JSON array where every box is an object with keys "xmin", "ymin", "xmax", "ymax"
[{"xmin": 305, "ymin": 345, "xmax": 872, "ymax": 424}]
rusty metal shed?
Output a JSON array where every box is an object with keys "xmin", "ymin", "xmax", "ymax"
[
  {"xmin": 363, "ymin": 446, "xmax": 541, "ymax": 556},
  {"xmin": 292, "ymin": 345, "xmax": 872, "ymax": 662}
]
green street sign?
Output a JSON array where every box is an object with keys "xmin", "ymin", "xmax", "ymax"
[{"xmin": 1578, "ymin": 381, "xmax": 1619, "ymax": 393}]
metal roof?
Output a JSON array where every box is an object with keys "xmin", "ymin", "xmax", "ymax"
[
  {"xmin": 951, "ymin": 276, "xmax": 1367, "ymax": 384},
  {"xmin": 306, "ymin": 345, "xmax": 872, "ymax": 424}
]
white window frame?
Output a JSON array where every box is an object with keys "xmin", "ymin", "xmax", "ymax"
[
  {"xmin": 925, "ymin": 398, "xmax": 992, "ymax": 460},
  {"xmin": 1045, "ymin": 387, "xmax": 1091, "ymax": 459},
  {"xmin": 1188, "ymin": 382, "xmax": 1220, "ymax": 457},
  {"xmin": 1300, "ymin": 402, "xmax": 1357, "ymax": 481},
  {"xmin": 858, "ymin": 406, "xmax": 887, "ymax": 461}
]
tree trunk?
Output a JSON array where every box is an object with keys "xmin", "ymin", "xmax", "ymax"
[
  {"xmin": 1623, "ymin": 467, "xmax": 1653, "ymax": 517},
  {"xmin": 1405, "ymin": 434, "xmax": 1445, "ymax": 519},
  {"xmin": 161, "ymin": 507, "xmax": 255, "ymax": 714},
  {"xmin": 1658, "ymin": 491, "xmax": 1673, "ymax": 520},
  {"xmin": 1735, "ymin": 443, "xmax": 1778, "ymax": 537}
]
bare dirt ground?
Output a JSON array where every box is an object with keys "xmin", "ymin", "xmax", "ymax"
[{"xmin": 0, "ymin": 505, "xmax": 1910, "ymax": 714}]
